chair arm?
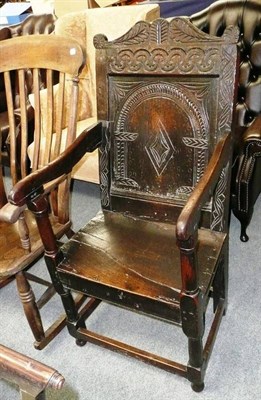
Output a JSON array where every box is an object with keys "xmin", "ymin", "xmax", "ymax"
[
  {"xmin": 8, "ymin": 121, "xmax": 102, "ymax": 207},
  {"xmin": 0, "ymin": 344, "xmax": 64, "ymax": 396},
  {"xmin": 176, "ymin": 132, "xmax": 232, "ymax": 242},
  {"xmin": 0, "ymin": 203, "xmax": 26, "ymax": 223}
]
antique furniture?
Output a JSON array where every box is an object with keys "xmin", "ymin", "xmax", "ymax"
[
  {"xmin": 190, "ymin": 0, "xmax": 261, "ymax": 241},
  {"xmin": 0, "ymin": 34, "xmax": 85, "ymax": 349},
  {"xmin": 0, "ymin": 13, "xmax": 56, "ymax": 167},
  {"xmin": 9, "ymin": 18, "xmax": 239, "ymax": 391},
  {"xmin": 0, "ymin": 344, "xmax": 64, "ymax": 400}
]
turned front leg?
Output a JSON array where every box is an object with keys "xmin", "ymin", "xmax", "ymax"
[
  {"xmin": 16, "ymin": 271, "xmax": 45, "ymax": 344},
  {"xmin": 178, "ymin": 233, "xmax": 205, "ymax": 391},
  {"xmin": 28, "ymin": 195, "xmax": 85, "ymax": 329}
]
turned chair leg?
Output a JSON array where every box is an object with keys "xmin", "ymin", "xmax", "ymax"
[
  {"xmin": 16, "ymin": 271, "xmax": 45, "ymax": 344},
  {"xmin": 188, "ymin": 338, "xmax": 205, "ymax": 392},
  {"xmin": 18, "ymin": 213, "xmax": 31, "ymax": 252}
]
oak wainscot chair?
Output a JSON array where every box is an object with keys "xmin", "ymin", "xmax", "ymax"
[
  {"xmin": 0, "ymin": 34, "xmax": 89, "ymax": 349},
  {"xmin": 9, "ymin": 18, "xmax": 239, "ymax": 390}
]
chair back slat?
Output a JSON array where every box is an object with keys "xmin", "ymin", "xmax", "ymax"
[
  {"xmin": 42, "ymin": 69, "xmax": 54, "ymax": 166},
  {"xmin": 31, "ymin": 68, "xmax": 41, "ymax": 172},
  {"xmin": 51, "ymin": 72, "xmax": 65, "ymax": 161},
  {"xmin": 0, "ymin": 134, "xmax": 7, "ymax": 208},
  {"xmin": 18, "ymin": 69, "xmax": 28, "ymax": 179},
  {"xmin": 4, "ymin": 71, "xmax": 17, "ymax": 184}
]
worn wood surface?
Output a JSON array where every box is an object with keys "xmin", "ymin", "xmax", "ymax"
[{"xmin": 59, "ymin": 211, "xmax": 226, "ymax": 322}]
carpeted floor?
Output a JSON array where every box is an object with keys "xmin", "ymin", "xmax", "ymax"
[{"xmin": 0, "ymin": 179, "xmax": 260, "ymax": 400}]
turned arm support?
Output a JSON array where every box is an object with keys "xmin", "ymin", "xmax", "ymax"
[
  {"xmin": 8, "ymin": 121, "xmax": 102, "ymax": 208},
  {"xmin": 0, "ymin": 344, "xmax": 64, "ymax": 398}
]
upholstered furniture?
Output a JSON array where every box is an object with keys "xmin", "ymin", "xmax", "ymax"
[
  {"xmin": 0, "ymin": 34, "xmax": 85, "ymax": 349},
  {"xmin": 10, "ymin": 18, "xmax": 239, "ymax": 391},
  {"xmin": 190, "ymin": 0, "xmax": 261, "ymax": 241},
  {"xmin": 53, "ymin": 4, "xmax": 160, "ymax": 182},
  {"xmin": 0, "ymin": 13, "xmax": 56, "ymax": 167},
  {"xmin": 0, "ymin": 344, "xmax": 64, "ymax": 400}
]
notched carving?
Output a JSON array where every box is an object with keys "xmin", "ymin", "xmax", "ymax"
[
  {"xmin": 99, "ymin": 124, "xmax": 110, "ymax": 207},
  {"xmin": 111, "ymin": 80, "xmax": 210, "ymax": 199},
  {"xmin": 217, "ymin": 46, "xmax": 238, "ymax": 136},
  {"xmin": 111, "ymin": 81, "xmax": 137, "ymax": 104},
  {"xmin": 145, "ymin": 119, "xmax": 177, "ymax": 176},
  {"xmin": 175, "ymin": 186, "xmax": 194, "ymax": 196},
  {"xmin": 211, "ymin": 163, "xmax": 229, "ymax": 231},
  {"xmin": 109, "ymin": 47, "xmax": 220, "ymax": 74},
  {"xmin": 115, "ymin": 177, "xmax": 140, "ymax": 189},
  {"xmin": 113, "ymin": 21, "xmax": 149, "ymax": 46},
  {"xmin": 115, "ymin": 131, "xmax": 139, "ymax": 141},
  {"xmin": 150, "ymin": 18, "xmax": 169, "ymax": 44},
  {"xmin": 182, "ymin": 138, "xmax": 208, "ymax": 150},
  {"xmin": 169, "ymin": 18, "xmax": 211, "ymax": 42},
  {"xmin": 222, "ymin": 26, "xmax": 240, "ymax": 43},
  {"xmin": 94, "ymin": 18, "xmax": 239, "ymax": 50}
]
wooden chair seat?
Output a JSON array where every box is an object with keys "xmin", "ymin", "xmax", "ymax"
[
  {"xmin": 0, "ymin": 211, "xmax": 70, "ymax": 277},
  {"xmin": 59, "ymin": 211, "xmax": 226, "ymax": 322}
]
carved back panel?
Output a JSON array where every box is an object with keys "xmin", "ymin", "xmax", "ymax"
[{"xmin": 95, "ymin": 18, "xmax": 238, "ymax": 229}]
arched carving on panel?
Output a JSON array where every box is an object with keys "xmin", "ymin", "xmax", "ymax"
[{"xmin": 112, "ymin": 81, "xmax": 210, "ymax": 201}]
